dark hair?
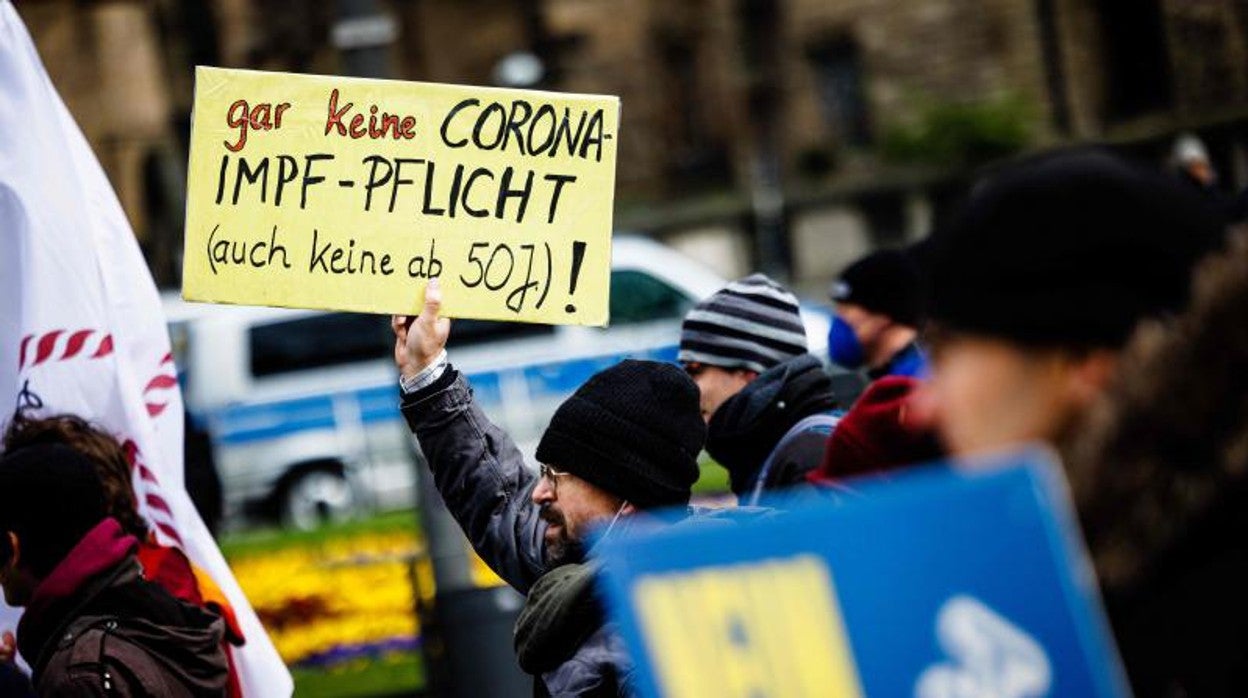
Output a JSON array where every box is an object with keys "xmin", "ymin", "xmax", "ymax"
[
  {"xmin": 1068, "ymin": 228, "xmax": 1248, "ymax": 589},
  {"xmin": 2, "ymin": 413, "xmax": 148, "ymax": 539}
]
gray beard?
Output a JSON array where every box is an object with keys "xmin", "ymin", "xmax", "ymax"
[{"xmin": 542, "ymin": 531, "xmax": 586, "ymax": 568}]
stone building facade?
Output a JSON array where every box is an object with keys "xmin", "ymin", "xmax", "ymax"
[{"xmin": 19, "ymin": 0, "xmax": 1248, "ymax": 287}]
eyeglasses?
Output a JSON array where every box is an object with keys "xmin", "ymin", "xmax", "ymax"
[{"xmin": 539, "ymin": 463, "xmax": 568, "ymax": 493}]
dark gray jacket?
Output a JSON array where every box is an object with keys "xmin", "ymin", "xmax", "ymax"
[{"xmin": 401, "ymin": 370, "xmax": 633, "ymax": 695}]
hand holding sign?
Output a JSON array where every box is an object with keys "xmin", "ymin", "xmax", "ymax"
[
  {"xmin": 182, "ymin": 67, "xmax": 619, "ymax": 325},
  {"xmin": 392, "ymin": 278, "xmax": 450, "ymax": 379}
]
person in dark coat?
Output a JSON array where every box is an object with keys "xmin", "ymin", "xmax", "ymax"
[
  {"xmin": 679, "ymin": 274, "xmax": 841, "ymax": 504},
  {"xmin": 1066, "ymin": 231, "xmax": 1248, "ymax": 696},
  {"xmin": 393, "ymin": 280, "xmax": 707, "ymax": 695},
  {"xmin": 910, "ymin": 148, "xmax": 1226, "ymax": 462},
  {"xmin": 827, "ymin": 249, "xmax": 928, "ymax": 381},
  {"xmin": 0, "ymin": 438, "xmax": 228, "ymax": 696},
  {"xmin": 909, "ymin": 147, "xmax": 1232, "ymax": 695},
  {"xmin": 2, "ymin": 412, "xmax": 246, "ymax": 696}
]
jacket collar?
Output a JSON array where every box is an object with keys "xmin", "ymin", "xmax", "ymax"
[
  {"xmin": 16, "ymin": 518, "xmax": 138, "ymax": 667},
  {"xmin": 706, "ymin": 354, "xmax": 837, "ymax": 494}
]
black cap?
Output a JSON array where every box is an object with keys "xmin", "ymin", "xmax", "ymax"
[
  {"xmin": 926, "ymin": 149, "xmax": 1227, "ymax": 348},
  {"xmin": 831, "ymin": 249, "xmax": 924, "ymax": 327},
  {"xmin": 536, "ymin": 360, "xmax": 705, "ymax": 510}
]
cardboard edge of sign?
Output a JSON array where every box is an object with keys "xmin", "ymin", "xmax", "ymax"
[
  {"xmin": 193, "ymin": 64, "xmax": 623, "ymax": 108},
  {"xmin": 178, "ymin": 286, "xmax": 611, "ymax": 328}
]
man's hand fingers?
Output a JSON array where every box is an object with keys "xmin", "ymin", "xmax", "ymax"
[{"xmin": 420, "ymin": 277, "xmax": 442, "ymax": 323}]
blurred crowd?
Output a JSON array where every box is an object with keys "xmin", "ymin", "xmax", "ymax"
[{"xmin": 389, "ymin": 142, "xmax": 1248, "ymax": 695}]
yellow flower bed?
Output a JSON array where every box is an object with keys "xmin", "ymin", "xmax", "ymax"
[
  {"xmin": 228, "ymin": 529, "xmax": 504, "ymax": 665},
  {"xmin": 229, "ymin": 532, "xmax": 419, "ymax": 664}
]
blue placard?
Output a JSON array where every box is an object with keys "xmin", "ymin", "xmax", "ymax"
[{"xmin": 595, "ymin": 448, "xmax": 1129, "ymax": 698}]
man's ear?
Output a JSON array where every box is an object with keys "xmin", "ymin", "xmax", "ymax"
[{"xmin": 1065, "ymin": 349, "xmax": 1120, "ymax": 408}]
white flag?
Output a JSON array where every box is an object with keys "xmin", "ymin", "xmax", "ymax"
[{"xmin": 0, "ymin": 2, "xmax": 292, "ymax": 695}]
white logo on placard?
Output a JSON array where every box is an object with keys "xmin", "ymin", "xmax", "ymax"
[{"xmin": 915, "ymin": 595, "xmax": 1052, "ymax": 698}]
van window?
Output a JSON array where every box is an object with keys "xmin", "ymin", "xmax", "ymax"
[
  {"xmin": 446, "ymin": 319, "xmax": 555, "ymax": 350},
  {"xmin": 250, "ymin": 312, "xmax": 557, "ymax": 377},
  {"xmin": 250, "ymin": 313, "xmax": 391, "ymax": 377},
  {"xmin": 609, "ymin": 270, "xmax": 695, "ymax": 324}
]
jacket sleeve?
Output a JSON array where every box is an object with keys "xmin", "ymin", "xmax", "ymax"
[
  {"xmin": 765, "ymin": 428, "xmax": 830, "ymax": 491},
  {"xmin": 401, "ymin": 368, "xmax": 549, "ymax": 593}
]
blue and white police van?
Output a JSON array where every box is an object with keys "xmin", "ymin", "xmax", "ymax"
[{"xmin": 165, "ymin": 236, "xmax": 832, "ymax": 529}]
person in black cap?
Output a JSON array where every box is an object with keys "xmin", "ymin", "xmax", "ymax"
[
  {"xmin": 909, "ymin": 148, "xmax": 1226, "ymax": 461},
  {"xmin": 0, "ymin": 417, "xmax": 229, "ymax": 696},
  {"xmin": 678, "ymin": 274, "xmax": 841, "ymax": 504},
  {"xmin": 828, "ymin": 248, "xmax": 928, "ymax": 380},
  {"xmin": 393, "ymin": 279, "xmax": 705, "ymax": 695}
]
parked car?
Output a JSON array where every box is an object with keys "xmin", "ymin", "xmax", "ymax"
[{"xmin": 164, "ymin": 236, "xmax": 832, "ymax": 530}]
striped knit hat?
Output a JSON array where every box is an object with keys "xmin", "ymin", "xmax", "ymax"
[{"xmin": 679, "ymin": 274, "xmax": 808, "ymax": 374}]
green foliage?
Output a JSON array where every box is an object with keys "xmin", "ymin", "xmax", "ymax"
[
  {"xmin": 220, "ymin": 508, "xmax": 420, "ymax": 558},
  {"xmin": 292, "ymin": 652, "xmax": 425, "ymax": 697},
  {"xmin": 692, "ymin": 456, "xmax": 731, "ymax": 496},
  {"xmin": 881, "ymin": 95, "xmax": 1034, "ymax": 167}
]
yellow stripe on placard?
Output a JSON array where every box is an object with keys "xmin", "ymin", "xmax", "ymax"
[
  {"xmin": 182, "ymin": 66, "xmax": 618, "ymax": 325},
  {"xmin": 632, "ymin": 555, "xmax": 863, "ymax": 698}
]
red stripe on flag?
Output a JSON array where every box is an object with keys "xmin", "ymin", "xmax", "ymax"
[
  {"xmin": 34, "ymin": 330, "xmax": 64, "ymax": 366},
  {"xmin": 137, "ymin": 464, "xmax": 159, "ymax": 483},
  {"xmin": 61, "ymin": 329, "xmax": 94, "ymax": 360},
  {"xmin": 18, "ymin": 334, "xmax": 33, "ymax": 369},
  {"xmin": 146, "ymin": 402, "xmax": 168, "ymax": 417},
  {"xmin": 144, "ymin": 374, "xmax": 178, "ymax": 392},
  {"xmin": 155, "ymin": 521, "xmax": 184, "ymax": 547},
  {"xmin": 161, "ymin": 351, "xmax": 173, "ymax": 364},
  {"xmin": 146, "ymin": 493, "xmax": 173, "ymax": 515},
  {"xmin": 91, "ymin": 334, "xmax": 114, "ymax": 358}
]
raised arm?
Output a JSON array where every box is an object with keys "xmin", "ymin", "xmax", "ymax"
[{"xmin": 393, "ymin": 280, "xmax": 548, "ymax": 593}]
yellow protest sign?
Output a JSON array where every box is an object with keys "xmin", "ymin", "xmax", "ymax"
[
  {"xmin": 632, "ymin": 555, "xmax": 863, "ymax": 697},
  {"xmin": 182, "ymin": 66, "xmax": 619, "ymax": 325}
]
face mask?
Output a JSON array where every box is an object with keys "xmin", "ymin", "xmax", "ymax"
[{"xmin": 828, "ymin": 315, "xmax": 866, "ymax": 369}]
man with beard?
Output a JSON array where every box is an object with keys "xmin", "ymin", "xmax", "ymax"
[
  {"xmin": 393, "ymin": 280, "xmax": 706, "ymax": 695},
  {"xmin": 908, "ymin": 148, "xmax": 1225, "ymax": 469},
  {"xmin": 678, "ymin": 274, "xmax": 840, "ymax": 504}
]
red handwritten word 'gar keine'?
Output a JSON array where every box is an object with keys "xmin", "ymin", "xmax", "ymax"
[{"xmin": 222, "ymin": 89, "xmax": 417, "ymax": 153}]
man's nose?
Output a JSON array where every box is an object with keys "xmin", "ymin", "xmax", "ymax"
[{"xmin": 532, "ymin": 475, "xmax": 555, "ymax": 505}]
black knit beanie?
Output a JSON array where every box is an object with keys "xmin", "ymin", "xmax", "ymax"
[
  {"xmin": 0, "ymin": 442, "xmax": 109, "ymax": 577},
  {"xmin": 535, "ymin": 360, "xmax": 705, "ymax": 510},
  {"xmin": 926, "ymin": 149, "xmax": 1227, "ymax": 348},
  {"xmin": 831, "ymin": 249, "xmax": 924, "ymax": 327}
]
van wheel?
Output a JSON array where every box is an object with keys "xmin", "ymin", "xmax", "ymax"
[{"xmin": 281, "ymin": 469, "xmax": 357, "ymax": 530}]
